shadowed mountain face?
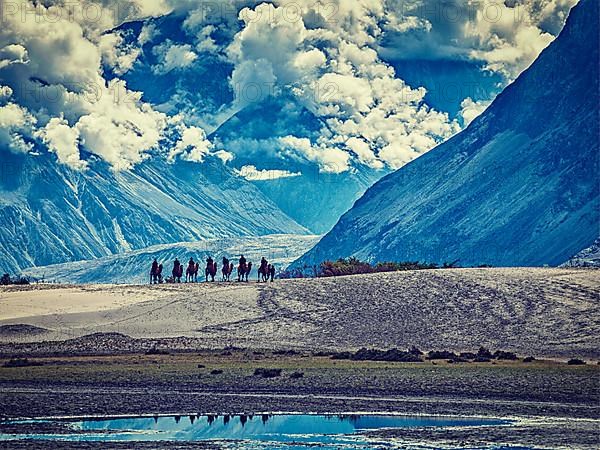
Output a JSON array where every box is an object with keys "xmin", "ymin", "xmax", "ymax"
[
  {"xmin": 0, "ymin": 151, "xmax": 307, "ymax": 274},
  {"xmin": 295, "ymin": 0, "xmax": 599, "ymax": 268}
]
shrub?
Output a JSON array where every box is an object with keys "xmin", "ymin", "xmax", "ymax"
[
  {"xmin": 210, "ymin": 369, "xmax": 224, "ymax": 375},
  {"xmin": 442, "ymin": 260, "xmax": 461, "ymax": 269},
  {"xmin": 278, "ymin": 258, "xmax": 458, "ymax": 279},
  {"xmin": 0, "ymin": 274, "xmax": 31, "ymax": 285},
  {"xmin": 289, "ymin": 371, "xmax": 304, "ymax": 379},
  {"xmin": 427, "ymin": 350, "xmax": 459, "ymax": 360},
  {"xmin": 523, "ymin": 356, "xmax": 536, "ymax": 363},
  {"xmin": 477, "ymin": 347, "xmax": 494, "ymax": 359},
  {"xmin": 3, "ymin": 358, "xmax": 42, "ymax": 368},
  {"xmin": 567, "ymin": 358, "xmax": 586, "ymax": 365},
  {"xmin": 330, "ymin": 352, "xmax": 353, "ymax": 360},
  {"xmin": 408, "ymin": 346, "xmax": 423, "ymax": 356},
  {"xmin": 320, "ymin": 258, "xmax": 441, "ymax": 278},
  {"xmin": 273, "ymin": 350, "xmax": 300, "ymax": 356},
  {"xmin": 314, "ymin": 351, "xmax": 335, "ymax": 357},
  {"xmin": 494, "ymin": 350, "xmax": 518, "ymax": 360},
  {"xmin": 447, "ymin": 357, "xmax": 469, "ymax": 363},
  {"xmin": 145, "ymin": 347, "xmax": 170, "ymax": 355},
  {"xmin": 332, "ymin": 348, "xmax": 423, "ymax": 363},
  {"xmin": 254, "ymin": 368, "xmax": 282, "ymax": 378}
]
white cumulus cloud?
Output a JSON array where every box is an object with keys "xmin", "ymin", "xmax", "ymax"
[
  {"xmin": 459, "ymin": 97, "xmax": 492, "ymax": 126},
  {"xmin": 37, "ymin": 117, "xmax": 85, "ymax": 169},
  {"xmin": 152, "ymin": 40, "xmax": 198, "ymax": 74},
  {"xmin": 0, "ymin": 0, "xmax": 211, "ymax": 171},
  {"xmin": 236, "ymin": 165, "xmax": 302, "ymax": 181},
  {"xmin": 169, "ymin": 125, "xmax": 213, "ymax": 163}
]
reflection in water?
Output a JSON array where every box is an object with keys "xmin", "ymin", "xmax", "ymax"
[{"xmin": 0, "ymin": 414, "xmax": 515, "ymax": 448}]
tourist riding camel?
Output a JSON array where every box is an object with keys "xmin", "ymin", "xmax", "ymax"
[
  {"xmin": 238, "ymin": 255, "xmax": 247, "ymax": 282},
  {"xmin": 150, "ymin": 259, "xmax": 159, "ymax": 284},
  {"xmin": 222, "ymin": 257, "xmax": 233, "ymax": 281},
  {"xmin": 205, "ymin": 256, "xmax": 217, "ymax": 282},
  {"xmin": 238, "ymin": 259, "xmax": 252, "ymax": 282},
  {"xmin": 172, "ymin": 258, "xmax": 182, "ymax": 283},
  {"xmin": 258, "ymin": 257, "xmax": 269, "ymax": 282},
  {"xmin": 186, "ymin": 258, "xmax": 198, "ymax": 282}
]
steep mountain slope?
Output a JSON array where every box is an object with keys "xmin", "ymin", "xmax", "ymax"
[
  {"xmin": 0, "ymin": 151, "xmax": 307, "ymax": 274},
  {"xmin": 295, "ymin": 0, "xmax": 599, "ymax": 268},
  {"xmin": 22, "ymin": 234, "xmax": 321, "ymax": 284}
]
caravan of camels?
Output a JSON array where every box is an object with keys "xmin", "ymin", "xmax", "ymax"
[{"xmin": 149, "ymin": 255, "xmax": 275, "ymax": 284}]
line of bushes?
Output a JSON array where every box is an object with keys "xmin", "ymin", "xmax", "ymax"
[
  {"xmin": 0, "ymin": 274, "xmax": 30, "ymax": 286},
  {"xmin": 279, "ymin": 257, "xmax": 461, "ymax": 279}
]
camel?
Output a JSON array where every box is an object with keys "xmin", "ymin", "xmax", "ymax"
[
  {"xmin": 238, "ymin": 261, "xmax": 252, "ymax": 282},
  {"xmin": 205, "ymin": 259, "xmax": 218, "ymax": 282},
  {"xmin": 258, "ymin": 262, "xmax": 269, "ymax": 282},
  {"xmin": 186, "ymin": 260, "xmax": 198, "ymax": 282},
  {"xmin": 222, "ymin": 258, "xmax": 234, "ymax": 281},
  {"xmin": 172, "ymin": 259, "xmax": 183, "ymax": 283}
]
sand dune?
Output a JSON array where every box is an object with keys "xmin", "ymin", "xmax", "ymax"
[{"xmin": 0, "ymin": 268, "xmax": 598, "ymax": 357}]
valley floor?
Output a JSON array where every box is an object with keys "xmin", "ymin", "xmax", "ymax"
[
  {"xmin": 0, "ymin": 268, "xmax": 598, "ymax": 449},
  {"xmin": 0, "ymin": 268, "xmax": 598, "ymax": 357}
]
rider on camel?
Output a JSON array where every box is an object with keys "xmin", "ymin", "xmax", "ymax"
[
  {"xmin": 151, "ymin": 259, "xmax": 159, "ymax": 284},
  {"xmin": 239, "ymin": 255, "xmax": 246, "ymax": 267},
  {"xmin": 172, "ymin": 258, "xmax": 182, "ymax": 282},
  {"xmin": 259, "ymin": 257, "xmax": 269, "ymax": 282}
]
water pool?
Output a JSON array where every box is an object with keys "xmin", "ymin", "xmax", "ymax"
[{"xmin": 0, "ymin": 413, "xmax": 519, "ymax": 449}]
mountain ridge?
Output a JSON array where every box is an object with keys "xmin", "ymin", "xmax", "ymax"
[
  {"xmin": 294, "ymin": 0, "xmax": 599, "ymax": 268},
  {"xmin": 0, "ymin": 151, "xmax": 307, "ymax": 274}
]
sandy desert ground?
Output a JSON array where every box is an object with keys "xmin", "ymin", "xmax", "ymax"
[
  {"xmin": 0, "ymin": 268, "xmax": 598, "ymax": 449},
  {"xmin": 0, "ymin": 268, "xmax": 598, "ymax": 357}
]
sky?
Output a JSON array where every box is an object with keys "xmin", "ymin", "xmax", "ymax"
[{"xmin": 0, "ymin": 0, "xmax": 578, "ymax": 178}]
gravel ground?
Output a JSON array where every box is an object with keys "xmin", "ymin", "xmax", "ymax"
[{"xmin": 0, "ymin": 353, "xmax": 598, "ymax": 449}]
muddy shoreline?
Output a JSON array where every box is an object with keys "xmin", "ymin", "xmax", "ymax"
[{"xmin": 0, "ymin": 351, "xmax": 598, "ymax": 449}]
